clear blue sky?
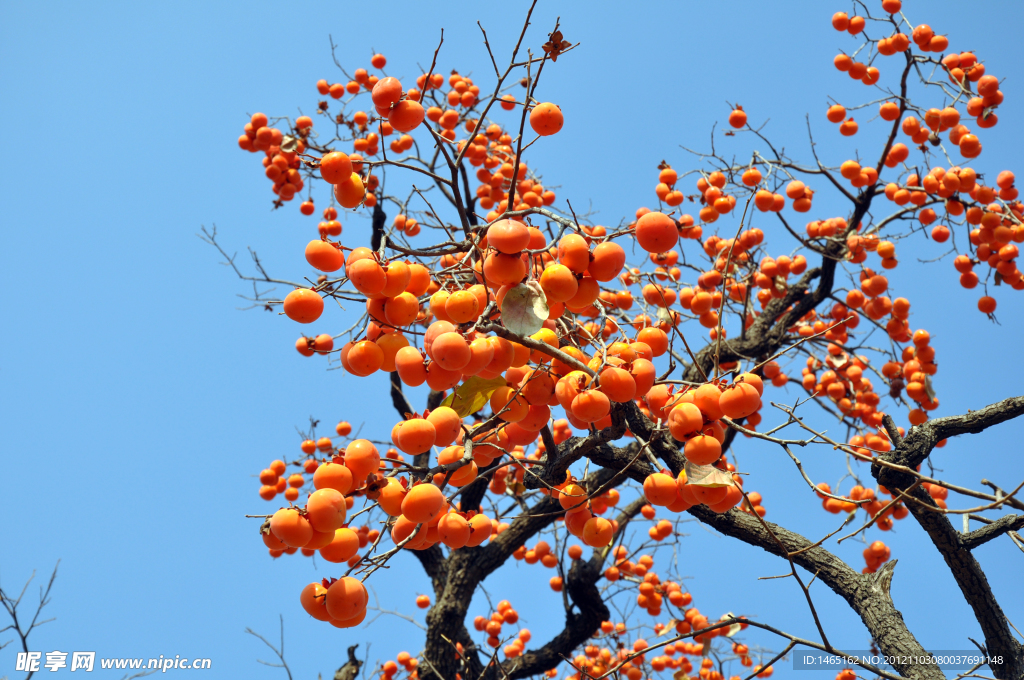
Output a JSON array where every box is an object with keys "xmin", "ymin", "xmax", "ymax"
[{"xmin": 2, "ymin": 1, "xmax": 1023, "ymax": 678}]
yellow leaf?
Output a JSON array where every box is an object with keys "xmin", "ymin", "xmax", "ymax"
[{"xmin": 440, "ymin": 376, "xmax": 507, "ymax": 417}]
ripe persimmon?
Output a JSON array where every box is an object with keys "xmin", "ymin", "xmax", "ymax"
[
  {"xmin": 466, "ymin": 514, "xmax": 493, "ymax": 546},
  {"xmin": 635, "ymin": 212, "xmax": 678, "ymax": 253},
  {"xmin": 300, "ymin": 582, "xmax": 332, "ymax": 621},
  {"xmin": 397, "ymin": 418, "xmax": 435, "ymax": 455},
  {"xmin": 826, "ymin": 105, "xmax": 846, "ymax": 123},
  {"xmin": 306, "ymin": 488, "xmax": 348, "ymax": 532},
  {"xmin": 683, "ymin": 434, "xmax": 722, "ymax": 465},
  {"xmin": 597, "ymin": 366, "xmax": 636, "ymax": 403},
  {"xmin": 667, "ymin": 402, "xmax": 703, "ymax": 440},
  {"xmin": 346, "ymin": 340, "xmax": 384, "ymax": 376},
  {"xmin": 582, "ymin": 517, "xmax": 613, "ymax": 547},
  {"xmin": 438, "ymin": 512, "xmax": 471, "ymax": 548},
  {"xmin": 284, "ymin": 289, "xmax": 324, "ymax": 324},
  {"xmin": 314, "ymin": 462, "xmax": 354, "ymax": 495},
  {"xmin": 320, "ymin": 152, "xmax": 353, "ymax": 184},
  {"xmin": 305, "ymin": 240, "xmax": 344, "ymax": 272},
  {"xmin": 377, "ymin": 478, "xmax": 407, "ymax": 517},
  {"xmin": 571, "ymin": 389, "xmax": 611, "ymax": 422},
  {"xmin": 338, "ymin": 439, "xmax": 378, "ymax": 480},
  {"xmin": 488, "ymin": 219, "xmax": 531, "ymax": 254},
  {"xmin": 335, "ymin": 173, "xmax": 366, "ymax": 208},
  {"xmin": 588, "ymin": 242, "xmax": 626, "ymax": 281},
  {"xmin": 490, "ymin": 385, "xmax": 530, "ymax": 422},
  {"xmin": 643, "ymin": 473, "xmax": 678, "ymax": 506},
  {"xmin": 728, "ymin": 107, "xmax": 747, "ymax": 128},
  {"xmin": 270, "ymin": 508, "xmax": 313, "ymax": 548},
  {"xmin": 719, "ymin": 382, "xmax": 761, "ymax": 419},
  {"xmin": 402, "ymin": 483, "xmax": 445, "ymax": 523},
  {"xmin": 426, "ymin": 406, "xmax": 462, "ymax": 447},
  {"xmin": 325, "ymin": 576, "xmax": 368, "ymax": 621},
  {"xmin": 539, "ymin": 264, "xmax": 578, "ymax": 303},
  {"xmin": 529, "ymin": 103, "xmax": 563, "ymax": 136},
  {"xmin": 389, "ymin": 100, "xmax": 425, "ymax": 132},
  {"xmin": 636, "ymin": 327, "xmax": 668, "ymax": 357},
  {"xmin": 483, "ymin": 252, "xmax": 527, "ymax": 286},
  {"xmin": 371, "ymin": 76, "xmax": 403, "ymax": 110},
  {"xmin": 431, "ymin": 332, "xmax": 471, "ymax": 371}
]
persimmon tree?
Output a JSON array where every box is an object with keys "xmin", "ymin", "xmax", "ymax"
[{"xmin": 211, "ymin": 2, "xmax": 1024, "ymax": 679}]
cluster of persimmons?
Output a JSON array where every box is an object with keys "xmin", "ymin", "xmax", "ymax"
[{"xmin": 235, "ymin": 0, "xmax": 1018, "ymax": 674}]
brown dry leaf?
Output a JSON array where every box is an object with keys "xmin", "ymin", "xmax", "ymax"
[
  {"xmin": 542, "ymin": 30, "xmax": 572, "ymax": 62},
  {"xmin": 685, "ymin": 462, "xmax": 734, "ymax": 488},
  {"xmin": 280, "ymin": 135, "xmax": 298, "ymax": 154},
  {"xmin": 364, "ymin": 474, "xmax": 388, "ymax": 500}
]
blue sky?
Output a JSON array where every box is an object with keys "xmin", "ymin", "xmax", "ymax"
[{"xmin": 2, "ymin": 0, "xmax": 1023, "ymax": 678}]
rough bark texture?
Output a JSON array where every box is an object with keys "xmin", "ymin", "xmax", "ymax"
[
  {"xmin": 417, "ymin": 470, "xmax": 620, "ymax": 680},
  {"xmin": 503, "ymin": 557, "xmax": 608, "ymax": 680},
  {"xmin": 873, "ymin": 397, "xmax": 1024, "ymax": 680},
  {"xmin": 398, "ymin": 382, "xmax": 1024, "ymax": 680},
  {"xmin": 962, "ymin": 514, "xmax": 1024, "ymax": 550}
]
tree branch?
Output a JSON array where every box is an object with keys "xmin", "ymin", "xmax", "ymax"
[
  {"xmin": 962, "ymin": 514, "xmax": 1024, "ymax": 551},
  {"xmin": 873, "ymin": 396, "xmax": 1024, "ymax": 679}
]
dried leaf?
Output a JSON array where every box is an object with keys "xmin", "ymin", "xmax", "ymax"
[
  {"xmin": 441, "ymin": 375, "xmax": 507, "ymax": 417},
  {"xmin": 541, "ymin": 30, "xmax": 572, "ymax": 62},
  {"xmin": 657, "ymin": 620, "xmax": 679, "ymax": 637},
  {"xmin": 364, "ymin": 474, "xmax": 388, "ymax": 499},
  {"xmin": 280, "ymin": 135, "xmax": 298, "ymax": 154},
  {"xmin": 685, "ymin": 462, "xmax": 734, "ymax": 488},
  {"xmin": 828, "ymin": 352, "xmax": 849, "ymax": 370},
  {"xmin": 500, "ymin": 281, "xmax": 549, "ymax": 337},
  {"xmin": 720, "ymin": 612, "xmax": 742, "ymax": 637},
  {"xmin": 924, "ymin": 374, "xmax": 937, "ymax": 402},
  {"xmin": 673, "ymin": 671, "xmax": 690, "ymax": 680}
]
